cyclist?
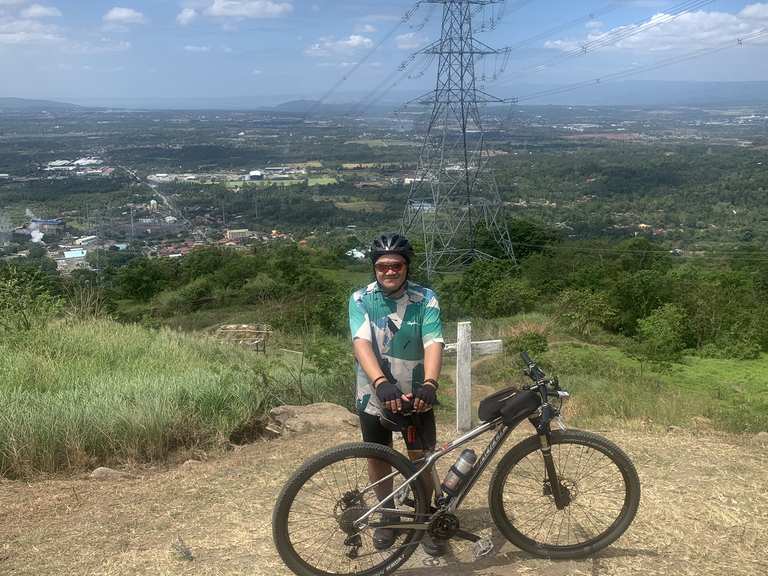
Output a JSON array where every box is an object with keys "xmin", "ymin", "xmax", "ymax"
[{"xmin": 348, "ymin": 233, "xmax": 446, "ymax": 557}]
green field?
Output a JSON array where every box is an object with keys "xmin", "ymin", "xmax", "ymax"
[{"xmin": 308, "ymin": 176, "xmax": 337, "ymax": 186}]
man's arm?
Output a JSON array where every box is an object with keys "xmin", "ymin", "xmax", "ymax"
[
  {"xmin": 352, "ymin": 338, "xmax": 386, "ymax": 384},
  {"xmin": 353, "ymin": 338, "xmax": 409, "ymax": 412},
  {"xmin": 423, "ymin": 341, "xmax": 443, "ymax": 383},
  {"xmin": 413, "ymin": 341, "xmax": 444, "ymax": 412}
]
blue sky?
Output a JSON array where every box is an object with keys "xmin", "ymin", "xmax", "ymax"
[{"xmin": 1, "ymin": 1, "xmax": 767, "ymax": 105}]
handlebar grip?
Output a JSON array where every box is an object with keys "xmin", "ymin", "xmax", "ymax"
[{"xmin": 520, "ymin": 351, "xmax": 533, "ymax": 366}]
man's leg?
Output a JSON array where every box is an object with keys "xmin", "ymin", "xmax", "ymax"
[
  {"xmin": 402, "ymin": 411, "xmax": 446, "ymax": 558},
  {"xmin": 359, "ymin": 411, "xmax": 399, "ymax": 550}
]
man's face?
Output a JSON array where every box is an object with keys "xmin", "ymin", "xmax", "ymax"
[{"xmin": 374, "ymin": 254, "xmax": 407, "ymax": 293}]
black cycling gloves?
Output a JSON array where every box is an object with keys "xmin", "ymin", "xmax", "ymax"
[
  {"xmin": 374, "ymin": 380, "xmax": 401, "ymax": 404},
  {"xmin": 414, "ymin": 382, "xmax": 437, "ymax": 406}
]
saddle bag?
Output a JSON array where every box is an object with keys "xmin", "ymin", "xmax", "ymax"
[{"xmin": 477, "ymin": 387, "xmax": 540, "ymax": 424}]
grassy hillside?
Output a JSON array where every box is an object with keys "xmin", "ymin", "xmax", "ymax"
[
  {"xmin": 470, "ymin": 323, "xmax": 768, "ymax": 433},
  {"xmin": 1, "ymin": 312, "xmax": 765, "ymax": 479},
  {"xmin": 0, "ymin": 319, "xmax": 347, "ymax": 478}
]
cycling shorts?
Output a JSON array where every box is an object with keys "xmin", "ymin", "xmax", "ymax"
[{"xmin": 359, "ymin": 409, "xmax": 437, "ymax": 452}]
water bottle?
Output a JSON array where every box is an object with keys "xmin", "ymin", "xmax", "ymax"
[{"xmin": 441, "ymin": 449, "xmax": 477, "ymax": 496}]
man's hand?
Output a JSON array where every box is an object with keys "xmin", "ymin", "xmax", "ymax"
[
  {"xmin": 413, "ymin": 382, "xmax": 437, "ymax": 412},
  {"xmin": 375, "ymin": 380, "xmax": 405, "ymax": 413}
]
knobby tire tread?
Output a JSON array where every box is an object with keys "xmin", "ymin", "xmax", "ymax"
[
  {"xmin": 273, "ymin": 442, "xmax": 429, "ymax": 576},
  {"xmin": 488, "ymin": 430, "xmax": 640, "ymax": 559}
]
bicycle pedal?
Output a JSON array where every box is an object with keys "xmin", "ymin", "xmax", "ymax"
[{"xmin": 472, "ymin": 536, "xmax": 493, "ymax": 560}]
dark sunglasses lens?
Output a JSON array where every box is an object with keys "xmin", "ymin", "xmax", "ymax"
[{"xmin": 376, "ymin": 263, "xmax": 403, "ymax": 273}]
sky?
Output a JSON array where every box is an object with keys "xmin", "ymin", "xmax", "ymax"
[{"xmin": 1, "ymin": 0, "xmax": 768, "ymax": 106}]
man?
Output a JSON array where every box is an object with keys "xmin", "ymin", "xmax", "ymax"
[{"xmin": 348, "ymin": 233, "xmax": 446, "ymax": 557}]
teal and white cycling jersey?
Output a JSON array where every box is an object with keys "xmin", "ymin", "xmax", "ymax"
[{"xmin": 349, "ymin": 281, "xmax": 444, "ymax": 416}]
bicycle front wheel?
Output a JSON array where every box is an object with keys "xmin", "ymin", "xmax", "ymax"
[
  {"xmin": 273, "ymin": 442, "xmax": 430, "ymax": 576},
  {"xmin": 488, "ymin": 430, "xmax": 640, "ymax": 559}
]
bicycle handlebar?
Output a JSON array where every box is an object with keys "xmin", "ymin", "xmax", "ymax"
[{"xmin": 521, "ymin": 351, "xmax": 547, "ymax": 382}]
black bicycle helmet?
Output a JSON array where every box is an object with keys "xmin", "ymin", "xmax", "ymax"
[{"xmin": 370, "ymin": 233, "xmax": 414, "ymax": 265}]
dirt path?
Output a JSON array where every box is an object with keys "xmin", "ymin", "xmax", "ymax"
[{"xmin": 1, "ymin": 423, "xmax": 767, "ymax": 576}]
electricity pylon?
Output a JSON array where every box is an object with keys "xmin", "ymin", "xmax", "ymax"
[{"xmin": 401, "ymin": 0, "xmax": 516, "ymax": 278}]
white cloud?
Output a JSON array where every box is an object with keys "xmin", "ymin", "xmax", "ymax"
[
  {"xmin": 0, "ymin": 17, "xmax": 62, "ymax": 44},
  {"xmin": 547, "ymin": 4, "xmax": 768, "ymax": 53},
  {"xmin": 305, "ymin": 34, "xmax": 373, "ymax": 57},
  {"xmin": 358, "ymin": 23, "xmax": 376, "ymax": 33},
  {"xmin": 184, "ymin": 44, "xmax": 210, "ymax": 52},
  {"xmin": 103, "ymin": 7, "xmax": 145, "ymax": 25},
  {"xmin": 65, "ymin": 38, "xmax": 132, "ymax": 55},
  {"xmin": 177, "ymin": 8, "xmax": 197, "ymax": 26},
  {"xmin": 395, "ymin": 32, "xmax": 424, "ymax": 50},
  {"xmin": 252, "ymin": 68, "xmax": 262, "ymax": 75},
  {"xmin": 21, "ymin": 4, "xmax": 61, "ymax": 19},
  {"xmin": 205, "ymin": 0, "xmax": 293, "ymax": 19}
]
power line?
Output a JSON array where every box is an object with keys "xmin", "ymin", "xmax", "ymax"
[
  {"xmin": 514, "ymin": 27, "xmax": 768, "ymax": 103},
  {"xmin": 304, "ymin": 1, "xmax": 425, "ymax": 118},
  {"xmin": 510, "ymin": 0, "xmax": 717, "ymax": 79}
]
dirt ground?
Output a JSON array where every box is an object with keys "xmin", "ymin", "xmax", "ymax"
[{"xmin": 1, "ymin": 421, "xmax": 767, "ymax": 576}]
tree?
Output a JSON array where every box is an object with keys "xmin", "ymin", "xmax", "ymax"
[
  {"xmin": 554, "ymin": 289, "xmax": 616, "ymax": 337},
  {"xmin": 635, "ymin": 304, "xmax": 686, "ymax": 363}
]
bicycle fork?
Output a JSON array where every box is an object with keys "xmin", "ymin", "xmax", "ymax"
[{"xmin": 538, "ymin": 431, "xmax": 571, "ymax": 510}]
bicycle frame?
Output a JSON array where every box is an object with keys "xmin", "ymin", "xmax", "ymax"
[
  {"xmin": 354, "ymin": 375, "xmax": 571, "ymax": 533},
  {"xmin": 353, "ymin": 414, "xmax": 512, "ymax": 530}
]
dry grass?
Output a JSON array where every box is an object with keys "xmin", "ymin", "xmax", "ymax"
[{"xmin": 0, "ymin": 423, "xmax": 766, "ymax": 576}]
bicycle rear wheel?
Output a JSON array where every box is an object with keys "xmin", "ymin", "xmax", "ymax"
[
  {"xmin": 273, "ymin": 442, "xmax": 429, "ymax": 576},
  {"xmin": 488, "ymin": 430, "xmax": 640, "ymax": 559}
]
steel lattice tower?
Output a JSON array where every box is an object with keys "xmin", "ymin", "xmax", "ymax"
[{"xmin": 402, "ymin": 0, "xmax": 516, "ymax": 278}]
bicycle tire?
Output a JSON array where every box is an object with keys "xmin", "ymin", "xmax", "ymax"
[
  {"xmin": 273, "ymin": 442, "xmax": 430, "ymax": 576},
  {"xmin": 488, "ymin": 430, "xmax": 640, "ymax": 559}
]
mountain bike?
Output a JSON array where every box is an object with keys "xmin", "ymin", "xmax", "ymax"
[{"xmin": 272, "ymin": 352, "xmax": 641, "ymax": 576}]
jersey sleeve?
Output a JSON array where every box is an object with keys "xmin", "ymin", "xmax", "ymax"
[
  {"xmin": 348, "ymin": 293, "xmax": 372, "ymax": 342},
  {"xmin": 422, "ymin": 291, "xmax": 444, "ymax": 347}
]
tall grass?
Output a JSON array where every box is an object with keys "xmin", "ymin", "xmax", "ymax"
[
  {"xmin": 472, "ymin": 340, "xmax": 768, "ymax": 433},
  {"xmin": 0, "ymin": 319, "xmax": 349, "ymax": 478}
]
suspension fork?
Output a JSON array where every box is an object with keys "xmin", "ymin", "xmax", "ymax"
[{"xmin": 536, "ymin": 408, "xmax": 570, "ymax": 510}]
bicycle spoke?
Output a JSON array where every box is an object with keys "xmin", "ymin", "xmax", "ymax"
[
  {"xmin": 279, "ymin": 449, "xmax": 428, "ymax": 576},
  {"xmin": 497, "ymin": 438, "xmax": 633, "ymax": 550}
]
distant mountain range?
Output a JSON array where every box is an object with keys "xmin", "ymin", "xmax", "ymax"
[
  {"xmin": 3, "ymin": 81, "xmax": 768, "ymax": 112},
  {"xmin": 279, "ymin": 81, "xmax": 768, "ymax": 111},
  {"xmin": 0, "ymin": 97, "xmax": 79, "ymax": 112}
]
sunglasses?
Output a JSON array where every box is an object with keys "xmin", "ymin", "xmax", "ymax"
[{"xmin": 375, "ymin": 262, "xmax": 405, "ymax": 273}]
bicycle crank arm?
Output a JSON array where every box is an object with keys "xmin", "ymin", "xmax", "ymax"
[{"xmin": 453, "ymin": 529, "xmax": 481, "ymax": 543}]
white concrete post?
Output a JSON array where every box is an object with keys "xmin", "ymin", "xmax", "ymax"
[{"xmin": 456, "ymin": 321, "xmax": 472, "ymax": 433}]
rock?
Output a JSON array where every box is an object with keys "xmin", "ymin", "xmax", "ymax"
[
  {"xmin": 89, "ymin": 467, "xmax": 134, "ymax": 480},
  {"xmin": 753, "ymin": 431, "xmax": 768, "ymax": 445},
  {"xmin": 181, "ymin": 459, "xmax": 202, "ymax": 469},
  {"xmin": 269, "ymin": 403, "xmax": 358, "ymax": 437},
  {"xmin": 666, "ymin": 425, "xmax": 683, "ymax": 433}
]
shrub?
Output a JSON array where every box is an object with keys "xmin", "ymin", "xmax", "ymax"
[
  {"xmin": 0, "ymin": 266, "xmax": 61, "ymax": 334},
  {"xmin": 505, "ymin": 331, "xmax": 549, "ymax": 357},
  {"xmin": 635, "ymin": 304, "xmax": 687, "ymax": 363},
  {"xmin": 485, "ymin": 278, "xmax": 539, "ymax": 318},
  {"xmin": 554, "ymin": 288, "xmax": 617, "ymax": 337}
]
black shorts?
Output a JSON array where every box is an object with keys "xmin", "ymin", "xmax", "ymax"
[{"xmin": 359, "ymin": 410, "xmax": 437, "ymax": 451}]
